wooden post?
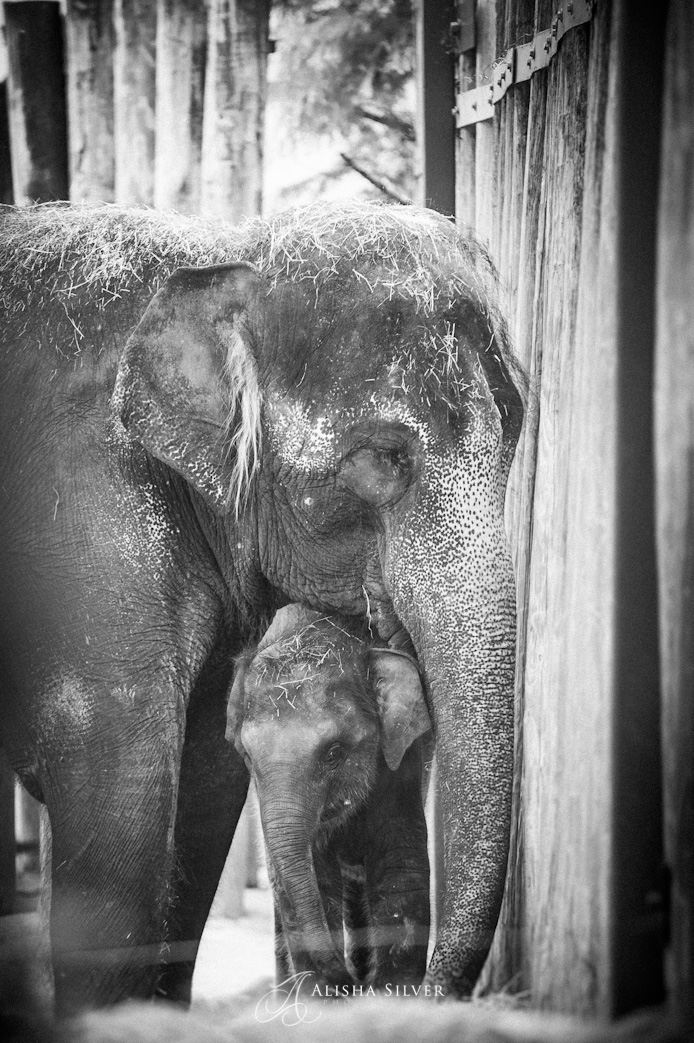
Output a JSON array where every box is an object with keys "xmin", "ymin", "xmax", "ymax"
[
  {"xmin": 154, "ymin": 0, "xmax": 206, "ymax": 213},
  {"xmin": 113, "ymin": 0, "xmax": 156, "ymax": 205},
  {"xmin": 473, "ymin": 0, "xmax": 495, "ymax": 243},
  {"xmin": 64, "ymin": 0, "xmax": 115, "ymax": 202},
  {"xmin": 654, "ymin": 0, "xmax": 694, "ymax": 1020},
  {"xmin": 611, "ymin": 0, "xmax": 667, "ymax": 1014},
  {"xmin": 0, "ymin": 9, "xmax": 13, "ymax": 203},
  {"xmin": 415, "ymin": 0, "xmax": 456, "ymax": 214},
  {"xmin": 0, "ymin": 750, "xmax": 15, "ymax": 915},
  {"xmin": 3, "ymin": 0, "xmax": 69, "ymax": 203},
  {"xmin": 454, "ymin": 0, "xmax": 476, "ymax": 227},
  {"xmin": 200, "ymin": 0, "xmax": 270, "ymax": 221}
]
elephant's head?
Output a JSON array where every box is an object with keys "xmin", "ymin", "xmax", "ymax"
[
  {"xmin": 226, "ymin": 603, "xmax": 430, "ymax": 983},
  {"xmin": 114, "ymin": 201, "xmax": 524, "ymax": 995}
]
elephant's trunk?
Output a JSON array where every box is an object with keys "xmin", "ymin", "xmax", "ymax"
[
  {"xmin": 383, "ymin": 421, "xmax": 517, "ymax": 996},
  {"xmin": 415, "ymin": 595, "xmax": 515, "ymax": 994},
  {"xmin": 259, "ymin": 779, "xmax": 351, "ymax": 987}
]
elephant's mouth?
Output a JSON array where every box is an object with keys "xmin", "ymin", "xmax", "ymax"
[
  {"xmin": 366, "ymin": 589, "xmax": 417, "ymax": 658},
  {"xmin": 363, "ymin": 551, "xmax": 417, "ymax": 656}
]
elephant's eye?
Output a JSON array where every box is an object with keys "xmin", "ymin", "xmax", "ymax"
[
  {"xmin": 339, "ymin": 440, "xmax": 417, "ymax": 508},
  {"xmin": 321, "ymin": 742, "xmax": 347, "ymax": 769}
]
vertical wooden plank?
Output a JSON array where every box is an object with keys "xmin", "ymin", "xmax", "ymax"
[
  {"xmin": 0, "ymin": 80, "xmax": 14, "ymax": 204},
  {"xmin": 474, "ymin": 0, "xmax": 496, "ymax": 244},
  {"xmin": 3, "ymin": 0, "xmax": 69, "ymax": 203},
  {"xmin": 521, "ymin": 21, "xmax": 604, "ymax": 1015},
  {"xmin": 610, "ymin": 0, "xmax": 667, "ymax": 1016},
  {"xmin": 65, "ymin": 0, "xmax": 115, "ymax": 202},
  {"xmin": 0, "ymin": 750, "xmax": 15, "ymax": 915},
  {"xmin": 454, "ymin": 27, "xmax": 476, "ymax": 226},
  {"xmin": 0, "ymin": 8, "xmax": 13, "ymax": 203},
  {"xmin": 414, "ymin": 0, "xmax": 456, "ymax": 214},
  {"xmin": 200, "ymin": 0, "xmax": 270, "ymax": 222},
  {"xmin": 654, "ymin": 0, "xmax": 694, "ymax": 1020},
  {"xmin": 113, "ymin": 0, "xmax": 156, "ymax": 205},
  {"xmin": 154, "ymin": 0, "xmax": 206, "ymax": 213},
  {"xmin": 480, "ymin": 0, "xmax": 533, "ymax": 991}
]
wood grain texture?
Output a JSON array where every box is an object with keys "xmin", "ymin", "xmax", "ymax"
[
  {"xmin": 655, "ymin": 0, "xmax": 694, "ymax": 1015},
  {"xmin": 113, "ymin": 0, "xmax": 156, "ymax": 205},
  {"xmin": 458, "ymin": 0, "xmax": 623, "ymax": 1014},
  {"xmin": 200, "ymin": 0, "xmax": 270, "ymax": 221},
  {"xmin": 154, "ymin": 0, "xmax": 206, "ymax": 213},
  {"xmin": 3, "ymin": 1, "xmax": 69, "ymax": 204},
  {"xmin": 65, "ymin": 0, "xmax": 115, "ymax": 203}
]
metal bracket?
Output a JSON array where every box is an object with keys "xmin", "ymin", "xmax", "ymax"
[{"xmin": 454, "ymin": 0, "xmax": 595, "ymax": 129}]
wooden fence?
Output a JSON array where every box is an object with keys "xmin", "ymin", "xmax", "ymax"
[
  {"xmin": 452, "ymin": 0, "xmax": 691, "ymax": 1020},
  {"xmin": 1, "ymin": 0, "xmax": 269, "ymax": 218}
]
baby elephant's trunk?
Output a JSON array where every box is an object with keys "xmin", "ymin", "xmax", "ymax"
[{"xmin": 260, "ymin": 793, "xmax": 352, "ymax": 988}]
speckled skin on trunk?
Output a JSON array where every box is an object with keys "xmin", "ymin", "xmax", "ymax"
[
  {"xmin": 226, "ymin": 604, "xmax": 431, "ymax": 989},
  {"xmin": 0, "ymin": 200, "xmax": 523, "ymax": 1012}
]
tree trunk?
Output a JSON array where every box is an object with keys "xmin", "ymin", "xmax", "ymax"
[
  {"xmin": 154, "ymin": 0, "xmax": 206, "ymax": 213},
  {"xmin": 65, "ymin": 0, "xmax": 115, "ymax": 202},
  {"xmin": 3, "ymin": 0, "xmax": 69, "ymax": 204},
  {"xmin": 200, "ymin": 0, "xmax": 270, "ymax": 221},
  {"xmin": 113, "ymin": 0, "xmax": 156, "ymax": 205}
]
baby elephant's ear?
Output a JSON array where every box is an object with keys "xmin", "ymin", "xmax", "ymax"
[
  {"xmin": 226, "ymin": 653, "xmax": 251, "ymax": 756},
  {"xmin": 369, "ymin": 650, "xmax": 431, "ymax": 771}
]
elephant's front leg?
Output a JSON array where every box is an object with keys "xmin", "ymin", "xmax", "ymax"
[
  {"xmin": 44, "ymin": 682, "xmax": 184, "ymax": 1017},
  {"xmin": 155, "ymin": 641, "xmax": 250, "ymax": 1003},
  {"xmin": 363, "ymin": 745, "xmax": 430, "ymax": 989}
]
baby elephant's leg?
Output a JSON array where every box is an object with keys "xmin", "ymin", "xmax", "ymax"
[
  {"xmin": 340, "ymin": 861, "xmax": 370, "ymax": 983},
  {"xmin": 365, "ymin": 743, "xmax": 430, "ymax": 988}
]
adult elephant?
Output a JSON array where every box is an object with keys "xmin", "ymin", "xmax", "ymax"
[{"xmin": 0, "ymin": 201, "xmax": 523, "ymax": 1013}]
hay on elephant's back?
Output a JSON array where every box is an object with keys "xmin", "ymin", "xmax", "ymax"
[
  {"xmin": 241, "ymin": 199, "xmax": 503, "ymax": 315},
  {"xmin": 0, "ymin": 200, "xmax": 509, "ymax": 357},
  {"xmin": 0, "ymin": 204, "xmax": 239, "ymax": 338}
]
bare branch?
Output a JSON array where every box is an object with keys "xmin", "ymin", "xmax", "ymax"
[
  {"xmin": 340, "ymin": 153, "xmax": 413, "ymax": 205},
  {"xmin": 355, "ymin": 105, "xmax": 416, "ymax": 142}
]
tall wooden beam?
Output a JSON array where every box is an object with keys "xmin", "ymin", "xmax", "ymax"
[
  {"xmin": 154, "ymin": 0, "xmax": 206, "ymax": 213},
  {"xmin": 113, "ymin": 0, "xmax": 156, "ymax": 205},
  {"xmin": 654, "ymin": 0, "xmax": 694, "ymax": 1021},
  {"xmin": 3, "ymin": 0, "xmax": 68, "ymax": 203},
  {"xmin": 65, "ymin": 0, "xmax": 115, "ymax": 202},
  {"xmin": 200, "ymin": 0, "xmax": 270, "ymax": 221},
  {"xmin": 0, "ymin": 751, "xmax": 15, "ymax": 915},
  {"xmin": 415, "ymin": 0, "xmax": 455, "ymax": 214},
  {"xmin": 611, "ymin": 0, "xmax": 667, "ymax": 1015}
]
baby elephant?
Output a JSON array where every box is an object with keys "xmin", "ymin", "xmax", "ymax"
[{"xmin": 226, "ymin": 605, "xmax": 432, "ymax": 991}]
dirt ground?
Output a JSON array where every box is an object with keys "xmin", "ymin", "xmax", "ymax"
[{"xmin": 193, "ymin": 885, "xmax": 275, "ymax": 1005}]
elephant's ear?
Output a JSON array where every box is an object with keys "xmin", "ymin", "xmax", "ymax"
[
  {"xmin": 369, "ymin": 650, "xmax": 431, "ymax": 771},
  {"xmin": 113, "ymin": 262, "xmax": 263, "ymax": 515},
  {"xmin": 226, "ymin": 652, "xmax": 252, "ymax": 759}
]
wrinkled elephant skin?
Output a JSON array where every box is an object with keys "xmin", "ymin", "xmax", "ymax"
[{"xmin": 0, "ymin": 201, "xmax": 523, "ymax": 1011}]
